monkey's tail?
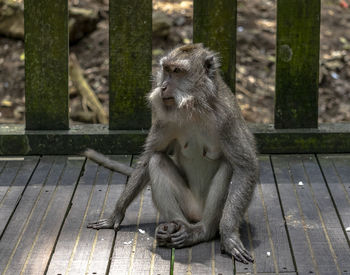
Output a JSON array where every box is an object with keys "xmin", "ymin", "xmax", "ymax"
[{"xmin": 83, "ymin": 149, "xmax": 134, "ymax": 176}]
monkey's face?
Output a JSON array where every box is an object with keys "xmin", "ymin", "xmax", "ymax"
[
  {"xmin": 148, "ymin": 44, "xmax": 220, "ymax": 120},
  {"xmin": 148, "ymin": 59, "xmax": 194, "ymax": 115}
]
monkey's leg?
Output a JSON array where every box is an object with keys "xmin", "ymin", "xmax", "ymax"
[
  {"xmin": 219, "ymin": 170, "xmax": 256, "ymax": 264},
  {"xmin": 148, "ymin": 153, "xmax": 202, "ymax": 246},
  {"xmin": 169, "ymin": 160, "xmax": 232, "ymax": 247}
]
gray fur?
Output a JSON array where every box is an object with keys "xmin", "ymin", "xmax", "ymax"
[{"xmin": 86, "ymin": 44, "xmax": 258, "ymax": 264}]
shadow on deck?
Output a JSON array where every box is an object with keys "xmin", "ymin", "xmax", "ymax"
[{"xmin": 0, "ymin": 154, "xmax": 349, "ymax": 275}]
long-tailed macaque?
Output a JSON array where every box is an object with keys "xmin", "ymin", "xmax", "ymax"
[{"xmin": 85, "ymin": 44, "xmax": 258, "ymax": 264}]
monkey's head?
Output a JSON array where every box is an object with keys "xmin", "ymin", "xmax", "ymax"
[{"xmin": 148, "ymin": 43, "xmax": 220, "ymax": 121}]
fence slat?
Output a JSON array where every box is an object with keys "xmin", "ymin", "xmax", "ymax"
[
  {"xmin": 109, "ymin": 0, "xmax": 152, "ymax": 130},
  {"xmin": 275, "ymin": 0, "xmax": 320, "ymax": 129},
  {"xmin": 24, "ymin": 0, "xmax": 69, "ymax": 130},
  {"xmin": 193, "ymin": 0, "xmax": 237, "ymax": 91}
]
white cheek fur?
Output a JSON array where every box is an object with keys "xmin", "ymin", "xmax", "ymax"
[{"xmin": 148, "ymin": 87, "xmax": 161, "ymax": 102}]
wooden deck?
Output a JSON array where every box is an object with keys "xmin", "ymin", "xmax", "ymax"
[{"xmin": 0, "ymin": 154, "xmax": 349, "ymax": 275}]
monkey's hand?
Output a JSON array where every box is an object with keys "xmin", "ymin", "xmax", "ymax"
[
  {"xmin": 221, "ymin": 233, "xmax": 253, "ymax": 264},
  {"xmin": 87, "ymin": 213, "xmax": 124, "ymax": 231}
]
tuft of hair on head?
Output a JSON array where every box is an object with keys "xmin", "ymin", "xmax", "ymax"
[{"xmin": 178, "ymin": 43, "xmax": 203, "ymax": 53}]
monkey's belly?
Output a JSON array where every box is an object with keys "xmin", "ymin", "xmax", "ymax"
[{"xmin": 174, "ymin": 139, "xmax": 222, "ymax": 204}]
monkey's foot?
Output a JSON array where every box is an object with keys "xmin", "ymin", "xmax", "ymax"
[
  {"xmin": 156, "ymin": 221, "xmax": 202, "ymax": 248},
  {"xmin": 221, "ymin": 234, "xmax": 253, "ymax": 264},
  {"xmin": 156, "ymin": 222, "xmax": 180, "ymax": 246},
  {"xmin": 87, "ymin": 215, "xmax": 123, "ymax": 231}
]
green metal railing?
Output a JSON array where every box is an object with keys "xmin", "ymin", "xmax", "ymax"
[{"xmin": 0, "ymin": 0, "xmax": 349, "ymax": 155}]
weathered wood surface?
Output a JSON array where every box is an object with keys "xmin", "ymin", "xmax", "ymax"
[
  {"xmin": 275, "ymin": 0, "xmax": 320, "ymax": 129},
  {"xmin": 0, "ymin": 156, "xmax": 84, "ymax": 274},
  {"xmin": 0, "ymin": 154, "xmax": 349, "ymax": 274},
  {"xmin": 109, "ymin": 0, "xmax": 152, "ymax": 130},
  {"xmin": 271, "ymin": 155, "xmax": 350, "ymax": 275},
  {"xmin": 46, "ymin": 156, "xmax": 130, "ymax": 275},
  {"xmin": 24, "ymin": 0, "xmax": 69, "ymax": 130},
  {"xmin": 193, "ymin": 0, "xmax": 237, "ymax": 91},
  {"xmin": 2, "ymin": 123, "xmax": 350, "ymax": 155}
]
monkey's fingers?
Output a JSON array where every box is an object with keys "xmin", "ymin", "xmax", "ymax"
[
  {"xmin": 238, "ymin": 246, "xmax": 254, "ymax": 263},
  {"xmin": 233, "ymin": 240, "xmax": 254, "ymax": 263},
  {"xmin": 87, "ymin": 218, "xmax": 114, "ymax": 229},
  {"xmin": 232, "ymin": 248, "xmax": 249, "ymax": 264}
]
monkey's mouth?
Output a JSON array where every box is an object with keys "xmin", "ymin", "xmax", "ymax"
[{"xmin": 162, "ymin": 97, "xmax": 175, "ymax": 106}]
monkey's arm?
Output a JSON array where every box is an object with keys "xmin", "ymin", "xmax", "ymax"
[
  {"xmin": 218, "ymin": 125, "xmax": 258, "ymax": 264},
  {"xmin": 88, "ymin": 123, "xmax": 173, "ymax": 230}
]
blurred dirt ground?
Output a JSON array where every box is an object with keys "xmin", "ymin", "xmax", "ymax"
[{"xmin": 0, "ymin": 0, "xmax": 349, "ymax": 124}]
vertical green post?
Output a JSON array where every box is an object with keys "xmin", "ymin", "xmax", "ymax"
[
  {"xmin": 275, "ymin": 0, "xmax": 320, "ymax": 129},
  {"xmin": 109, "ymin": 0, "xmax": 152, "ymax": 130},
  {"xmin": 193, "ymin": 0, "xmax": 237, "ymax": 91},
  {"xmin": 24, "ymin": 0, "xmax": 69, "ymax": 130}
]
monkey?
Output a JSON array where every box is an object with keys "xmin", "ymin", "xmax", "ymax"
[{"xmin": 85, "ymin": 44, "xmax": 259, "ymax": 264}]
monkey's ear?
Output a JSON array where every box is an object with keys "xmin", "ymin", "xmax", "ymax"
[{"xmin": 204, "ymin": 54, "xmax": 220, "ymax": 78}]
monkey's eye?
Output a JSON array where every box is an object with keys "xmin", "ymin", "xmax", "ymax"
[{"xmin": 173, "ymin": 67, "xmax": 180, "ymax": 73}]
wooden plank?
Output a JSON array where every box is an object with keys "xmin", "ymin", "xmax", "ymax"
[
  {"xmin": 129, "ymin": 186, "xmax": 163, "ymax": 275},
  {"xmin": 318, "ymin": 155, "xmax": 350, "ymax": 243},
  {"xmin": 255, "ymin": 156, "xmax": 295, "ymax": 273},
  {"xmin": 286, "ymin": 155, "xmax": 343, "ymax": 275},
  {"xmin": 193, "ymin": 0, "xmax": 237, "ymax": 90},
  {"xmin": 46, "ymin": 156, "xmax": 130, "ymax": 274},
  {"xmin": 174, "ymin": 247, "xmax": 190, "ymax": 275},
  {"xmin": 271, "ymin": 155, "xmax": 319, "ymax": 274},
  {"xmin": 272, "ymin": 155, "xmax": 342, "ymax": 275},
  {"xmin": 45, "ymin": 159, "xmax": 100, "ymax": 274},
  {"xmin": 214, "ymin": 240, "xmax": 234, "ymax": 275},
  {"xmin": 2, "ymin": 123, "xmax": 350, "ymax": 155},
  {"xmin": 187, "ymin": 239, "xmax": 233, "ymax": 275},
  {"xmin": 237, "ymin": 273, "xmax": 297, "ymax": 275},
  {"xmin": 151, "ymin": 241, "xmax": 172, "ymax": 275},
  {"xmin": 236, "ymin": 156, "xmax": 295, "ymax": 274},
  {"xmin": 301, "ymin": 155, "xmax": 350, "ymax": 272},
  {"xmin": 24, "ymin": 0, "xmax": 69, "ymax": 130},
  {"xmin": 0, "ymin": 156, "xmax": 84, "ymax": 274},
  {"xmin": 109, "ymin": 0, "xmax": 152, "ymax": 130},
  {"xmin": 275, "ymin": 0, "xmax": 320, "ymax": 129},
  {"xmin": 0, "ymin": 156, "xmax": 56, "ymax": 273},
  {"xmin": 62, "ymin": 162, "xmax": 113, "ymax": 275},
  {"xmin": 108, "ymin": 157, "xmax": 171, "ymax": 275},
  {"xmin": 0, "ymin": 160, "xmax": 21, "ymax": 208},
  {"xmin": 190, "ymin": 242, "xmax": 213, "ymax": 274},
  {"xmin": 0, "ymin": 157, "xmax": 39, "ymax": 237},
  {"xmin": 9, "ymin": 157, "xmax": 84, "ymax": 275},
  {"xmin": 86, "ymin": 156, "xmax": 131, "ymax": 273},
  {"xmin": 108, "ymin": 157, "xmax": 146, "ymax": 274}
]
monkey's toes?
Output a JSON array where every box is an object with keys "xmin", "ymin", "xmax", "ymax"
[
  {"xmin": 156, "ymin": 222, "xmax": 181, "ymax": 246},
  {"xmin": 156, "ymin": 222, "xmax": 180, "ymax": 235},
  {"xmin": 87, "ymin": 218, "xmax": 114, "ymax": 230}
]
